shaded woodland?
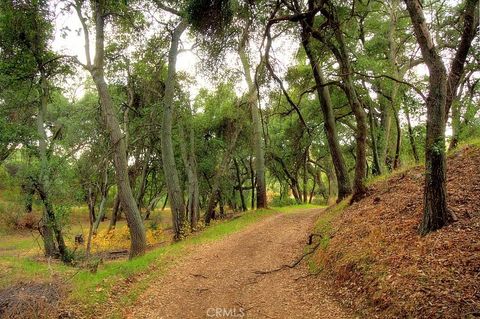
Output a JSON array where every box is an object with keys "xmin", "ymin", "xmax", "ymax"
[{"xmin": 0, "ymin": 0, "xmax": 479, "ymax": 262}]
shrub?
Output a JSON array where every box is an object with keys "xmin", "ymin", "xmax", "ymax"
[
  {"xmin": 0, "ymin": 202, "xmax": 40, "ymax": 231},
  {"xmin": 269, "ymin": 196, "xmax": 298, "ymax": 207}
]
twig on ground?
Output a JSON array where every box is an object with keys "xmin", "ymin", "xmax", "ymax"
[{"xmin": 253, "ymin": 241, "xmax": 322, "ymax": 275}]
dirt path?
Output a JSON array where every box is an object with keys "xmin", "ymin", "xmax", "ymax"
[{"xmin": 125, "ymin": 209, "xmax": 351, "ymax": 319}]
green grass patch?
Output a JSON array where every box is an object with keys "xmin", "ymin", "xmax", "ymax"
[
  {"xmin": 451, "ymin": 136, "xmax": 480, "ymax": 154},
  {"xmin": 365, "ymin": 162, "xmax": 420, "ymax": 186},
  {"xmin": 307, "ymin": 198, "xmax": 350, "ymax": 273},
  {"xmin": 0, "ymin": 257, "xmax": 71, "ymax": 289},
  {"xmin": 0, "ymin": 233, "xmax": 39, "ymax": 252},
  {"xmin": 313, "ymin": 199, "xmax": 348, "ymax": 236}
]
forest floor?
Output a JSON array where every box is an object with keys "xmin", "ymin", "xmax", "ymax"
[
  {"xmin": 312, "ymin": 143, "xmax": 480, "ymax": 318},
  {"xmin": 121, "ymin": 208, "xmax": 352, "ymax": 319}
]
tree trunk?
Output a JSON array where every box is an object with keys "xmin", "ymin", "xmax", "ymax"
[
  {"xmin": 405, "ymin": 106, "xmax": 420, "ymax": 163},
  {"xmin": 377, "ymin": 98, "xmax": 392, "ymax": 170},
  {"xmin": 36, "ymin": 182, "xmax": 68, "ymax": 261},
  {"xmin": 108, "ymin": 193, "xmax": 121, "ymax": 231},
  {"xmin": 448, "ymin": 99, "xmax": 461, "ymax": 150},
  {"xmin": 248, "ymin": 157, "xmax": 255, "ymax": 210},
  {"xmin": 325, "ymin": 161, "xmax": 338, "ymax": 205},
  {"xmin": 87, "ymin": 0, "xmax": 146, "ymax": 258},
  {"xmin": 238, "ymin": 27, "xmax": 267, "ymax": 209},
  {"xmin": 316, "ymin": 170, "xmax": 328, "ymax": 201},
  {"xmin": 144, "ymin": 195, "xmax": 162, "ymax": 220},
  {"xmin": 301, "ymin": 31, "xmax": 352, "ymax": 201},
  {"xmin": 404, "ymin": 0, "xmax": 454, "ymax": 235},
  {"xmin": 272, "ymin": 154, "xmax": 302, "ymax": 204},
  {"xmin": 93, "ymin": 167, "xmax": 109, "ymax": 235},
  {"xmin": 392, "ymin": 104, "xmax": 402, "ymax": 170},
  {"xmin": 86, "ymin": 186, "xmax": 95, "ymax": 258},
  {"xmin": 363, "ymin": 90, "xmax": 382, "ymax": 175},
  {"xmin": 302, "ymin": 150, "xmax": 308, "ymax": 203},
  {"xmin": 313, "ymin": 3, "xmax": 368, "ymax": 201},
  {"xmin": 387, "ymin": 3, "xmax": 402, "ymax": 171},
  {"xmin": 39, "ymin": 208, "xmax": 56, "ymax": 257},
  {"xmin": 205, "ymin": 123, "xmax": 242, "ymax": 224},
  {"xmin": 333, "ymin": 31, "xmax": 368, "ymax": 202},
  {"xmin": 444, "ymin": 0, "xmax": 479, "ymax": 119},
  {"xmin": 162, "ymin": 194, "xmax": 169, "ymax": 211},
  {"xmin": 91, "ymin": 71, "xmax": 146, "ymax": 257},
  {"xmin": 35, "ymin": 71, "xmax": 67, "ymax": 260},
  {"xmin": 135, "ymin": 147, "xmax": 151, "ymax": 212},
  {"xmin": 178, "ymin": 112, "xmax": 200, "ymax": 229},
  {"xmin": 308, "ymin": 176, "xmax": 316, "ymax": 204},
  {"xmin": 160, "ymin": 21, "xmax": 188, "ymax": 240},
  {"xmin": 36, "ymin": 77, "xmax": 56, "ymax": 258},
  {"xmin": 234, "ymin": 158, "xmax": 247, "ymax": 212}
]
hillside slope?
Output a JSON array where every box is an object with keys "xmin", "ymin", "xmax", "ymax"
[{"xmin": 313, "ymin": 145, "xmax": 480, "ymax": 318}]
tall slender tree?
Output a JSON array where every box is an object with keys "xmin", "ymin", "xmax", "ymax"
[
  {"xmin": 404, "ymin": 0, "xmax": 479, "ymax": 234},
  {"xmin": 74, "ymin": 0, "xmax": 146, "ymax": 257},
  {"xmin": 160, "ymin": 20, "xmax": 189, "ymax": 239}
]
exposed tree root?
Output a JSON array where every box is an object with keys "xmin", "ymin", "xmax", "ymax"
[{"xmin": 253, "ymin": 236, "xmax": 322, "ymax": 275}]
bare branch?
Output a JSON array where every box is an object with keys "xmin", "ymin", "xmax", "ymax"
[
  {"xmin": 73, "ymin": 0, "xmax": 92, "ymax": 68},
  {"xmin": 354, "ymin": 71, "xmax": 427, "ymax": 101}
]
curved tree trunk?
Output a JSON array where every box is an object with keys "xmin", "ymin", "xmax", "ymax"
[
  {"xmin": 160, "ymin": 21, "xmax": 188, "ymax": 239},
  {"xmin": 91, "ymin": 74, "xmax": 146, "ymax": 258},
  {"xmin": 392, "ymin": 104, "xmax": 402, "ymax": 170},
  {"xmin": 332, "ymin": 31, "xmax": 368, "ymax": 202},
  {"xmin": 35, "ymin": 70, "xmax": 68, "ymax": 260},
  {"xmin": 248, "ymin": 158, "xmax": 255, "ymax": 210},
  {"xmin": 404, "ymin": 0, "xmax": 457, "ymax": 235},
  {"xmin": 444, "ymin": 0, "xmax": 479, "ymax": 120},
  {"xmin": 78, "ymin": 0, "xmax": 146, "ymax": 258},
  {"xmin": 135, "ymin": 147, "xmax": 151, "ymax": 212},
  {"xmin": 301, "ymin": 21, "xmax": 352, "ymax": 202}
]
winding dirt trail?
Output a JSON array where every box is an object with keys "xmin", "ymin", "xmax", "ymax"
[{"xmin": 125, "ymin": 209, "xmax": 351, "ymax": 319}]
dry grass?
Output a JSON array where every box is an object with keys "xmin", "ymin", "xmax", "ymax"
[{"xmin": 0, "ymin": 281, "xmax": 65, "ymax": 319}]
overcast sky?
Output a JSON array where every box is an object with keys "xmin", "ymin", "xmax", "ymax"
[{"xmin": 50, "ymin": 2, "xmax": 299, "ymax": 103}]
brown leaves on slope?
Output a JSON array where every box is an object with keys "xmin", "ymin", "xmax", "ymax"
[{"xmin": 314, "ymin": 146, "xmax": 480, "ymax": 319}]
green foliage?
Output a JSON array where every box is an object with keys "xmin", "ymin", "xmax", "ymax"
[
  {"xmin": 431, "ymin": 138, "xmax": 446, "ymax": 156},
  {"xmin": 307, "ymin": 199, "xmax": 350, "ymax": 273},
  {"xmin": 186, "ymin": 0, "xmax": 235, "ymax": 36},
  {"xmin": 269, "ymin": 196, "xmax": 298, "ymax": 207}
]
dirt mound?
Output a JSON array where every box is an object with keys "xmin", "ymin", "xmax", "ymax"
[
  {"xmin": 314, "ymin": 146, "xmax": 480, "ymax": 318},
  {"xmin": 0, "ymin": 281, "xmax": 64, "ymax": 319}
]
